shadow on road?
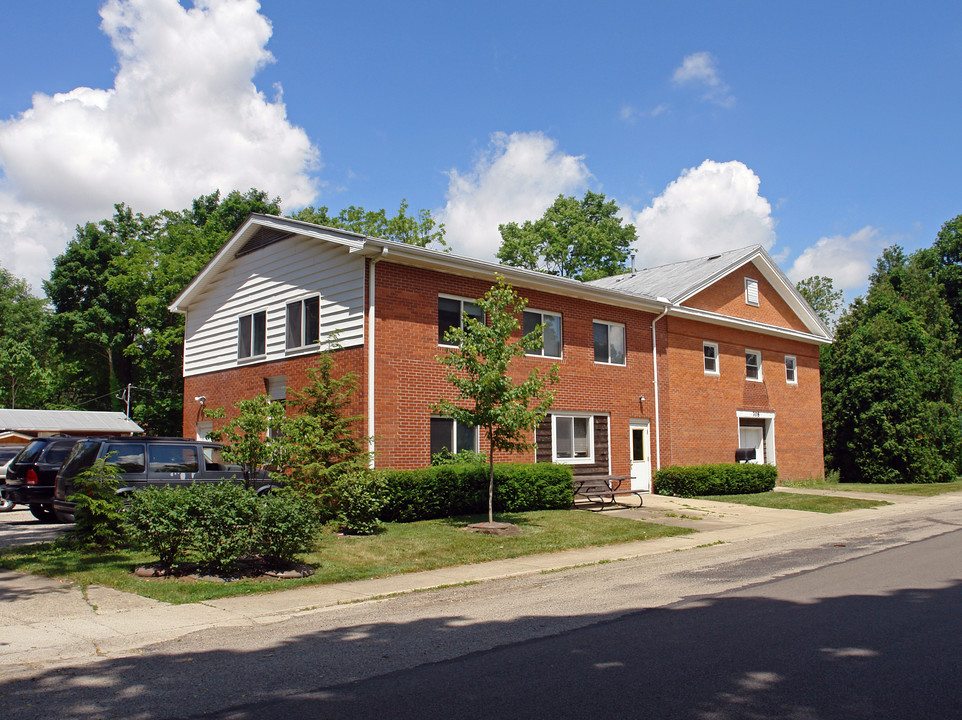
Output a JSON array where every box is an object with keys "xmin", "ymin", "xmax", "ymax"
[{"xmin": 3, "ymin": 578, "xmax": 962, "ymax": 719}]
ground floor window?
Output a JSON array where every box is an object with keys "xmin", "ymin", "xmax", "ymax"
[
  {"xmin": 430, "ymin": 417, "xmax": 477, "ymax": 458},
  {"xmin": 552, "ymin": 414, "xmax": 594, "ymax": 463}
]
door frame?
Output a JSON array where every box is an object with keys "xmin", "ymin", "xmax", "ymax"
[
  {"xmin": 629, "ymin": 419, "xmax": 651, "ymax": 492},
  {"xmin": 736, "ymin": 411, "xmax": 776, "ymax": 466}
]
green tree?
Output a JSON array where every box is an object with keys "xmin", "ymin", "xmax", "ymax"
[
  {"xmin": 207, "ymin": 395, "xmax": 290, "ymax": 489},
  {"xmin": 796, "ymin": 275, "xmax": 844, "ymax": 330},
  {"xmin": 0, "ymin": 266, "xmax": 55, "ymax": 408},
  {"xmin": 497, "ymin": 191, "xmax": 636, "ymax": 281},
  {"xmin": 290, "ymin": 199, "xmax": 447, "ymax": 249},
  {"xmin": 434, "ymin": 277, "xmax": 559, "ymax": 524},
  {"xmin": 821, "ymin": 251, "xmax": 962, "ymax": 483},
  {"xmin": 913, "ymin": 213, "xmax": 962, "ymax": 347},
  {"xmin": 284, "ymin": 343, "xmax": 370, "ymax": 493}
]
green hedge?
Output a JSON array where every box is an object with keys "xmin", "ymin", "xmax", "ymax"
[
  {"xmin": 654, "ymin": 463, "xmax": 777, "ymax": 497},
  {"xmin": 375, "ymin": 462, "xmax": 573, "ymax": 522}
]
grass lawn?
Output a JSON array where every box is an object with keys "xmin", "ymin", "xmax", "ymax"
[
  {"xmin": 696, "ymin": 492, "xmax": 891, "ymax": 513},
  {"xmin": 0, "ymin": 510, "xmax": 692, "ymax": 604},
  {"xmin": 781, "ymin": 478, "xmax": 962, "ymax": 496}
]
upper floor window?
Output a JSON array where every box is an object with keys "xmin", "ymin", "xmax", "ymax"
[
  {"xmin": 785, "ymin": 355, "xmax": 797, "ymax": 384},
  {"xmin": 746, "ymin": 349, "xmax": 762, "ymax": 381},
  {"xmin": 593, "ymin": 321, "xmax": 626, "ymax": 365},
  {"xmin": 238, "ymin": 310, "xmax": 266, "ymax": 359},
  {"xmin": 523, "ymin": 309, "xmax": 562, "ymax": 358},
  {"xmin": 438, "ymin": 295, "xmax": 483, "ymax": 345},
  {"xmin": 286, "ymin": 296, "xmax": 320, "ymax": 350},
  {"xmin": 553, "ymin": 414, "xmax": 593, "ymax": 463},
  {"xmin": 745, "ymin": 278, "xmax": 760, "ymax": 306},
  {"xmin": 704, "ymin": 342, "xmax": 719, "ymax": 375}
]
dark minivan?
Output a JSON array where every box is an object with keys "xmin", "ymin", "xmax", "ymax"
[
  {"xmin": 2, "ymin": 436, "xmax": 82, "ymax": 522},
  {"xmin": 52, "ymin": 437, "xmax": 268, "ymax": 523}
]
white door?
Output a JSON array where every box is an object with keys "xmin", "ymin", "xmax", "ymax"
[
  {"xmin": 739, "ymin": 426, "xmax": 765, "ymax": 464},
  {"xmin": 629, "ymin": 422, "xmax": 651, "ymax": 492}
]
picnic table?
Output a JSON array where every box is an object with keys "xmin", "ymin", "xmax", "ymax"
[{"xmin": 572, "ymin": 474, "xmax": 644, "ymax": 509}]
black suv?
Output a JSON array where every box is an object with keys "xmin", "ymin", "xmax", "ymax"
[
  {"xmin": 2, "ymin": 437, "xmax": 82, "ymax": 522},
  {"xmin": 52, "ymin": 437, "xmax": 271, "ymax": 523}
]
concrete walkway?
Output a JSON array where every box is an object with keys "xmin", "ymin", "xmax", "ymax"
[{"xmin": 0, "ymin": 488, "xmax": 941, "ymax": 668}]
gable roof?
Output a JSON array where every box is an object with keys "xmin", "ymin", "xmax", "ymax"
[
  {"xmin": 589, "ymin": 245, "xmax": 832, "ymax": 338},
  {"xmin": 170, "ymin": 215, "xmax": 831, "ymax": 344}
]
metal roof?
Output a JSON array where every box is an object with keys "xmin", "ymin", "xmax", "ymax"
[{"xmin": 0, "ymin": 409, "xmax": 143, "ymax": 434}]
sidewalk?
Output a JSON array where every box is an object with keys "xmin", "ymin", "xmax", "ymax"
[{"xmin": 0, "ymin": 489, "xmax": 935, "ymax": 667}]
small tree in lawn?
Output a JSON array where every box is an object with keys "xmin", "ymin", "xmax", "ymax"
[
  {"xmin": 206, "ymin": 395, "xmax": 289, "ymax": 488},
  {"xmin": 434, "ymin": 277, "xmax": 558, "ymax": 525}
]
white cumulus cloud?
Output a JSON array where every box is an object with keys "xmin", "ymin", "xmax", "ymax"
[
  {"xmin": 0, "ymin": 0, "xmax": 318, "ymax": 294},
  {"xmin": 627, "ymin": 159, "xmax": 775, "ymax": 268},
  {"xmin": 438, "ymin": 131, "xmax": 591, "ymax": 260},
  {"xmin": 672, "ymin": 51, "xmax": 735, "ymax": 108},
  {"xmin": 787, "ymin": 226, "xmax": 884, "ymax": 294}
]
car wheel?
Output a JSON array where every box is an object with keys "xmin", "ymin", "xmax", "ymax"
[
  {"xmin": 54, "ymin": 509, "xmax": 75, "ymax": 524},
  {"xmin": 29, "ymin": 504, "xmax": 57, "ymax": 523},
  {"xmin": 0, "ymin": 497, "xmax": 15, "ymax": 512}
]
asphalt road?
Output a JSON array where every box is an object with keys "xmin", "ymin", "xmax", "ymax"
[{"xmin": 3, "ymin": 496, "xmax": 962, "ymax": 719}]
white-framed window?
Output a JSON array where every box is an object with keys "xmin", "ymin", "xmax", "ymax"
[
  {"xmin": 438, "ymin": 295, "xmax": 483, "ymax": 346},
  {"xmin": 703, "ymin": 341, "xmax": 719, "ymax": 375},
  {"xmin": 593, "ymin": 321, "xmax": 626, "ymax": 365},
  {"xmin": 286, "ymin": 296, "xmax": 320, "ymax": 350},
  {"xmin": 523, "ymin": 309, "xmax": 562, "ymax": 358},
  {"xmin": 552, "ymin": 414, "xmax": 594, "ymax": 463},
  {"xmin": 746, "ymin": 349, "xmax": 762, "ymax": 381},
  {"xmin": 238, "ymin": 310, "xmax": 266, "ymax": 359},
  {"xmin": 785, "ymin": 355, "xmax": 797, "ymax": 384},
  {"xmin": 430, "ymin": 417, "xmax": 477, "ymax": 457},
  {"xmin": 745, "ymin": 277, "xmax": 760, "ymax": 306}
]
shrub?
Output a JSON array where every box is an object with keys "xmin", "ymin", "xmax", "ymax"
[
  {"xmin": 254, "ymin": 487, "xmax": 322, "ymax": 562},
  {"xmin": 376, "ymin": 463, "xmax": 572, "ymax": 522},
  {"xmin": 430, "ymin": 449, "xmax": 488, "ymax": 466},
  {"xmin": 125, "ymin": 487, "xmax": 194, "ymax": 573},
  {"xmin": 187, "ymin": 483, "xmax": 259, "ymax": 573},
  {"xmin": 68, "ymin": 458, "xmax": 126, "ymax": 548},
  {"xmin": 655, "ymin": 463, "xmax": 777, "ymax": 498},
  {"xmin": 324, "ymin": 471, "xmax": 386, "ymax": 535}
]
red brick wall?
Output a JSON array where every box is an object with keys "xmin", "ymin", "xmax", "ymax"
[
  {"xmin": 660, "ymin": 315, "xmax": 824, "ymax": 479},
  {"xmin": 371, "ymin": 261, "xmax": 659, "ymax": 473},
  {"xmin": 684, "ymin": 266, "xmax": 811, "ymax": 333},
  {"xmin": 182, "ymin": 347, "xmax": 366, "ymax": 441}
]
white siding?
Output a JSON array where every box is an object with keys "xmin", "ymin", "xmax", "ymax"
[{"xmin": 182, "ymin": 236, "xmax": 365, "ymax": 377}]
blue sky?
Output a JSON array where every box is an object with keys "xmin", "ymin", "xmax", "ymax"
[{"xmin": 1, "ymin": 1, "xmax": 960, "ymax": 303}]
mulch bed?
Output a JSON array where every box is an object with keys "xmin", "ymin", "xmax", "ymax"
[{"xmin": 133, "ymin": 556, "xmax": 315, "ymax": 582}]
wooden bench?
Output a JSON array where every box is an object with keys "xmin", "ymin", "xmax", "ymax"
[{"xmin": 572, "ymin": 475, "xmax": 644, "ymax": 510}]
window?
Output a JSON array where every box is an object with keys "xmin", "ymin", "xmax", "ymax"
[
  {"xmin": 553, "ymin": 415, "xmax": 593, "ymax": 463},
  {"xmin": 238, "ymin": 310, "xmax": 266, "ymax": 359},
  {"xmin": 593, "ymin": 321, "xmax": 626, "ymax": 365},
  {"xmin": 430, "ymin": 417, "xmax": 477, "ymax": 457},
  {"xmin": 746, "ymin": 350, "xmax": 762, "ymax": 381},
  {"xmin": 703, "ymin": 342, "xmax": 719, "ymax": 375},
  {"xmin": 104, "ymin": 444, "xmax": 146, "ymax": 473},
  {"xmin": 148, "ymin": 445, "xmax": 199, "ymax": 474},
  {"xmin": 286, "ymin": 296, "xmax": 320, "ymax": 350},
  {"xmin": 785, "ymin": 355, "xmax": 797, "ymax": 384},
  {"xmin": 745, "ymin": 278, "xmax": 759, "ymax": 306},
  {"xmin": 523, "ymin": 310, "xmax": 562, "ymax": 357},
  {"xmin": 438, "ymin": 296, "xmax": 483, "ymax": 345}
]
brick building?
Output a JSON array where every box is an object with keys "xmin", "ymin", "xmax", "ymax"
[{"xmin": 170, "ymin": 214, "xmax": 831, "ymax": 490}]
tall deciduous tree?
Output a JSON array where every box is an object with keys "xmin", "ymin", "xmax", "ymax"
[
  {"xmin": 821, "ymin": 248, "xmax": 962, "ymax": 483},
  {"xmin": 290, "ymin": 199, "xmax": 447, "ymax": 249},
  {"xmin": 497, "ymin": 191, "xmax": 636, "ymax": 281},
  {"xmin": 796, "ymin": 275, "xmax": 844, "ymax": 330},
  {"xmin": 434, "ymin": 278, "xmax": 558, "ymax": 524},
  {"xmin": 0, "ymin": 266, "xmax": 54, "ymax": 408}
]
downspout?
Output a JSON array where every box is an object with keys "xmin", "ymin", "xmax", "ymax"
[
  {"xmin": 367, "ymin": 247, "xmax": 388, "ymax": 468},
  {"xmin": 651, "ymin": 298, "xmax": 671, "ymax": 473}
]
